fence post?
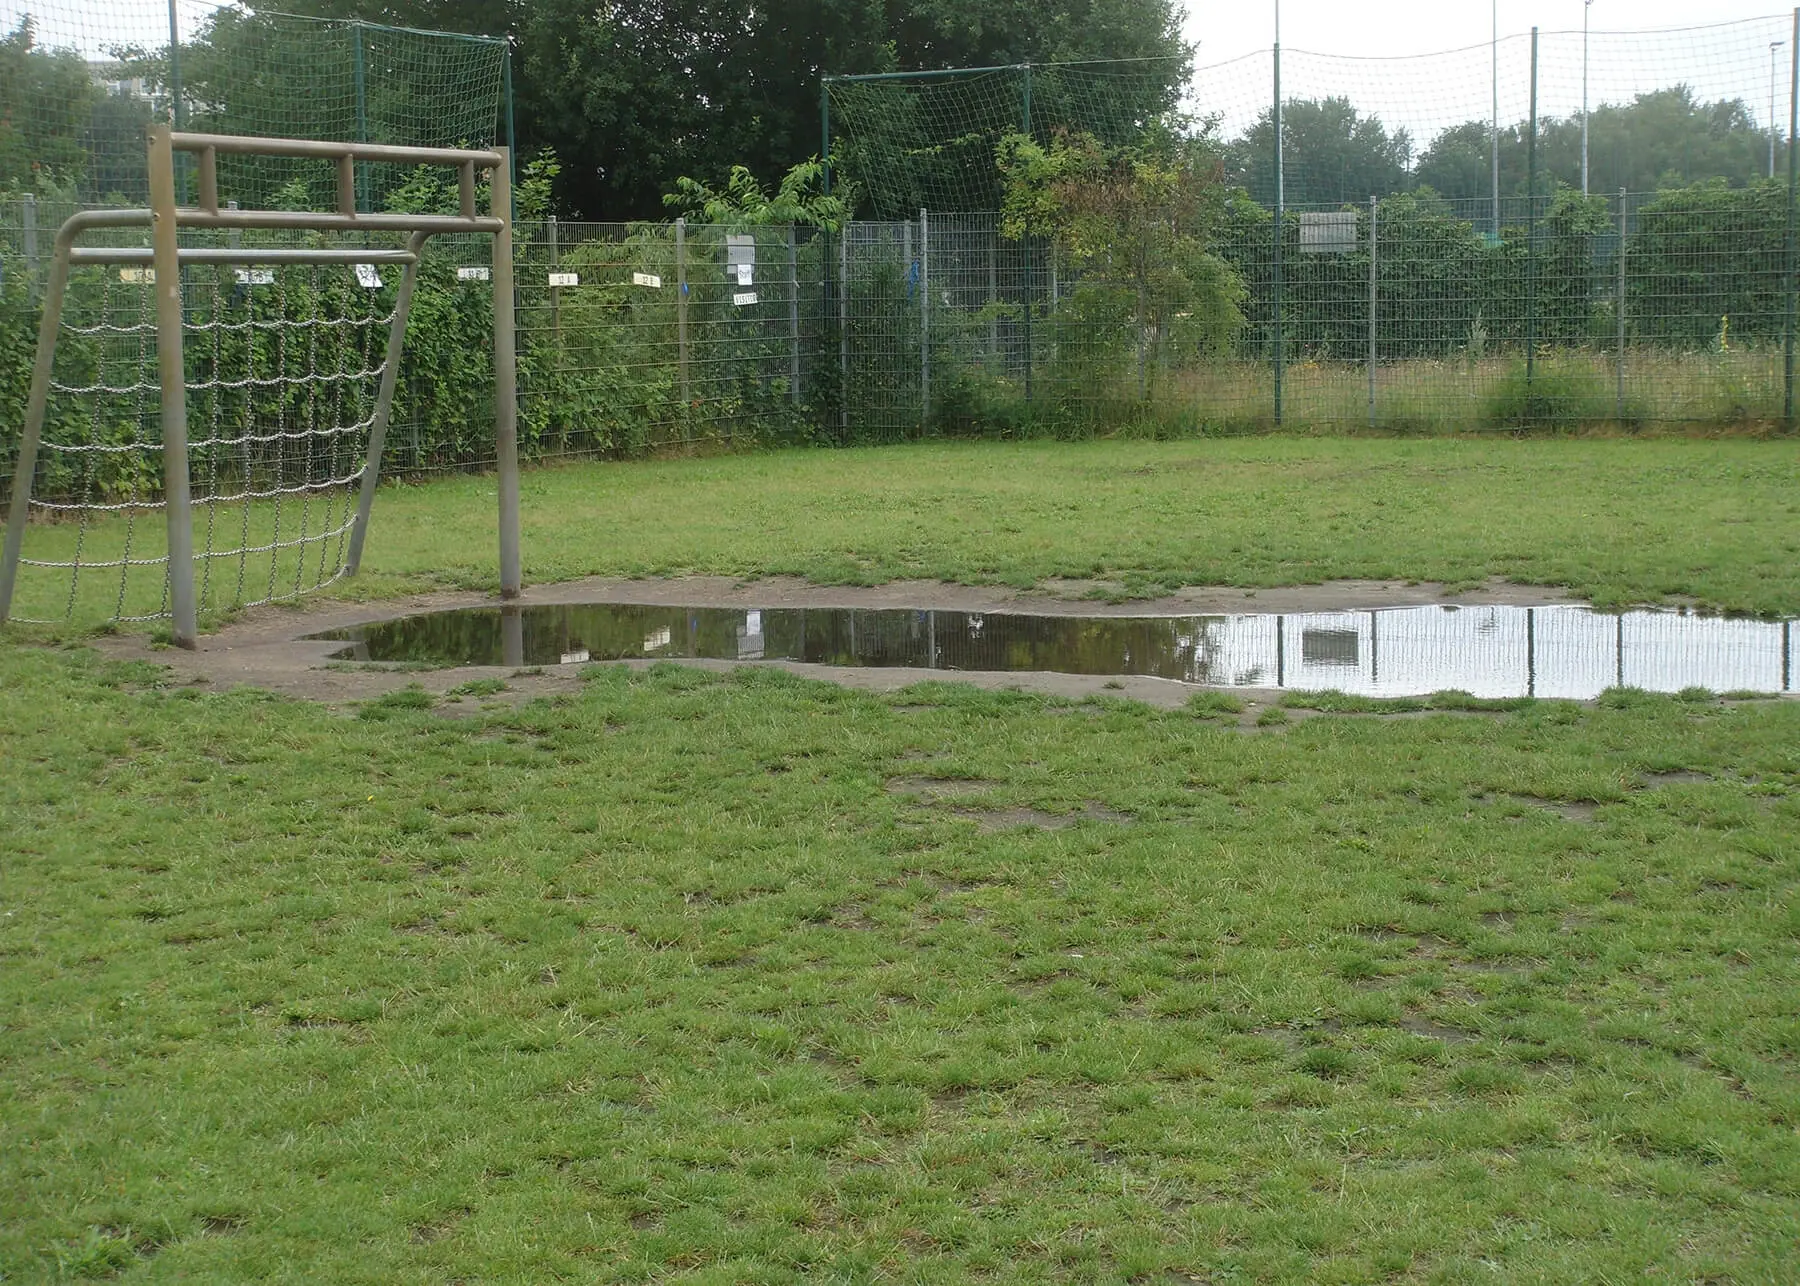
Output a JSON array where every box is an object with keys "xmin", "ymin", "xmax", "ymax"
[
  {"xmin": 838, "ymin": 228, "xmax": 849, "ymax": 437},
  {"xmin": 148, "ymin": 125, "xmax": 197, "ymax": 648},
  {"xmin": 547, "ymin": 214, "xmax": 561, "ymax": 349},
  {"xmin": 1368, "ymin": 196, "xmax": 1379, "ymax": 427},
  {"xmin": 919, "ymin": 209, "xmax": 931, "ymax": 430},
  {"xmin": 1616, "ymin": 189, "xmax": 1627, "ymax": 423},
  {"xmin": 1273, "ymin": 40, "xmax": 1285, "ymax": 427},
  {"xmin": 787, "ymin": 225, "xmax": 801, "ymax": 405},
  {"xmin": 987, "ymin": 223, "xmax": 998, "ymax": 368},
  {"xmin": 21, "ymin": 193, "xmax": 37, "ymax": 301},
  {"xmin": 1526, "ymin": 27, "xmax": 1539, "ymax": 399},
  {"xmin": 1023, "ymin": 238, "xmax": 1034, "ymax": 403},
  {"xmin": 1137, "ymin": 281, "xmax": 1148, "ymax": 402},
  {"xmin": 1786, "ymin": 10, "xmax": 1798, "ymax": 430},
  {"xmin": 1023, "ymin": 64, "xmax": 1036, "ymax": 409},
  {"xmin": 675, "ymin": 217, "xmax": 690, "ymax": 405}
]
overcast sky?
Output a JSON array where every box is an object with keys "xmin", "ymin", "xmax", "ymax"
[{"xmin": 1182, "ymin": 3, "xmax": 1799, "ymax": 139}]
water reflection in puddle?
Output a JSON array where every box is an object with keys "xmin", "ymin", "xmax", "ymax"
[{"xmin": 315, "ymin": 602, "xmax": 1797, "ymax": 700}]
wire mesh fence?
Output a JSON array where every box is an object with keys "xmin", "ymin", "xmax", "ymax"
[
  {"xmin": 7, "ymin": 187, "xmax": 1799, "ymax": 514},
  {"xmin": 8, "ymin": 8, "xmax": 1800, "ymax": 562},
  {"xmin": 3, "ymin": 0, "xmax": 510, "ymax": 209}
]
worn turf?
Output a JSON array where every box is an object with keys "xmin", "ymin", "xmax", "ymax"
[{"xmin": 3, "ymin": 648, "xmax": 1796, "ymax": 1282}]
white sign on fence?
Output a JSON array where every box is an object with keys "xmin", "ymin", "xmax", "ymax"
[
  {"xmin": 632, "ymin": 272, "xmax": 663, "ymax": 288},
  {"xmin": 548, "ymin": 272, "xmax": 579, "ymax": 287},
  {"xmin": 234, "ymin": 268, "xmax": 274, "ymax": 286},
  {"xmin": 733, "ymin": 291, "xmax": 758, "ymax": 307},
  {"xmin": 118, "ymin": 267, "xmax": 154, "ymax": 284},
  {"xmin": 355, "ymin": 263, "xmax": 383, "ymax": 288},
  {"xmin": 735, "ymin": 262, "xmax": 754, "ymax": 286},
  {"xmin": 1298, "ymin": 211, "xmax": 1359, "ymax": 255},
  {"xmin": 457, "ymin": 266, "xmax": 491, "ymax": 281},
  {"xmin": 559, "ymin": 649, "xmax": 591, "ymax": 665}
]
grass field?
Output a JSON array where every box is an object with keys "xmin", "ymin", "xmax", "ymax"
[
  {"xmin": 3, "ymin": 438, "xmax": 1799, "ymax": 1282},
  {"xmin": 366, "ymin": 438, "xmax": 1800, "ymax": 616},
  {"xmin": 6, "ymin": 437, "xmax": 1800, "ymax": 629},
  {"xmin": 3, "ymin": 653, "xmax": 1797, "ymax": 1282}
]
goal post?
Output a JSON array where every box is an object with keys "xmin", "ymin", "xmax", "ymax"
[{"xmin": 0, "ymin": 126, "xmax": 520, "ymax": 647}]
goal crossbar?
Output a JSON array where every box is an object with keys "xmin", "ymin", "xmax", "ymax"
[{"xmin": 0, "ymin": 126, "xmax": 520, "ymax": 646}]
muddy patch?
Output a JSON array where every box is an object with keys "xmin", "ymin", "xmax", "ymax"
[
  {"xmin": 1510, "ymin": 795, "xmax": 1600, "ymax": 823},
  {"xmin": 1400, "ymin": 1015, "xmax": 1479, "ymax": 1044},
  {"xmin": 885, "ymin": 777, "xmax": 1003, "ymax": 800},
  {"xmin": 957, "ymin": 802, "xmax": 1133, "ymax": 833},
  {"xmin": 1641, "ymin": 770, "xmax": 1712, "ymax": 787}
]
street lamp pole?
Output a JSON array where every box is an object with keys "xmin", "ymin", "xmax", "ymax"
[
  {"xmin": 1773, "ymin": 40, "xmax": 1787, "ymax": 179},
  {"xmin": 1582, "ymin": 0, "xmax": 1593, "ymax": 196}
]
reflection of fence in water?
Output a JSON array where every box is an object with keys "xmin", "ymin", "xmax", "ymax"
[
  {"xmin": 756, "ymin": 604, "xmax": 1796, "ymax": 697},
  {"xmin": 1211, "ymin": 606, "xmax": 1796, "ymax": 698}
]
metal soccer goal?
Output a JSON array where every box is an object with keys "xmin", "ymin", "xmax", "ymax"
[{"xmin": 0, "ymin": 126, "xmax": 520, "ymax": 646}]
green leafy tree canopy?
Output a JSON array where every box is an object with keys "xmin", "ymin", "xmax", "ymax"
[{"xmin": 662, "ymin": 159, "xmax": 848, "ymax": 232}]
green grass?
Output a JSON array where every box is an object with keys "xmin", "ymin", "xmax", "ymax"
[
  {"xmin": 4, "ymin": 439, "xmax": 1799, "ymax": 1280},
  {"xmin": 6, "ymin": 436, "xmax": 1800, "ymax": 632},
  {"xmin": 3, "ymin": 649, "xmax": 1798, "ymax": 1282},
  {"xmin": 348, "ymin": 437, "xmax": 1800, "ymax": 615}
]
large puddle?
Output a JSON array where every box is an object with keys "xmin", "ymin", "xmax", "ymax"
[{"xmin": 314, "ymin": 602, "xmax": 1798, "ymax": 700}]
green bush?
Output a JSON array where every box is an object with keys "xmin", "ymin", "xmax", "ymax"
[{"xmin": 1481, "ymin": 357, "xmax": 1619, "ymax": 430}]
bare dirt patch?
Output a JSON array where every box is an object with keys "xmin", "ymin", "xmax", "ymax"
[
  {"xmin": 1510, "ymin": 795, "xmax": 1600, "ymax": 823},
  {"xmin": 1400, "ymin": 1015, "xmax": 1479, "ymax": 1044},
  {"xmin": 885, "ymin": 777, "xmax": 1004, "ymax": 800},
  {"xmin": 957, "ymin": 802, "xmax": 1133, "ymax": 833},
  {"xmin": 1642, "ymin": 770, "xmax": 1712, "ymax": 787}
]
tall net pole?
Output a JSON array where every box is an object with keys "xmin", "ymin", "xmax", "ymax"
[
  {"xmin": 1526, "ymin": 27, "xmax": 1540, "ymax": 400},
  {"xmin": 1273, "ymin": 40, "xmax": 1284, "ymax": 427},
  {"xmin": 1787, "ymin": 9, "xmax": 1799, "ymax": 429},
  {"xmin": 1492, "ymin": 0, "xmax": 1501, "ymax": 238}
]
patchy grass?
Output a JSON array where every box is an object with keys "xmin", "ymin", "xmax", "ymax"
[
  {"xmin": 5, "ymin": 437, "xmax": 1799, "ymax": 631},
  {"xmin": 3, "ymin": 647, "xmax": 1797, "ymax": 1282}
]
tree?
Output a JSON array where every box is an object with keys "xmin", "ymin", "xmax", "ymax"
[
  {"xmin": 663, "ymin": 160, "xmax": 847, "ymax": 231},
  {"xmin": 1413, "ymin": 87, "xmax": 1774, "ymax": 204},
  {"xmin": 0, "ymin": 17, "xmax": 104, "ymax": 193},
  {"xmin": 999, "ymin": 127, "xmax": 1246, "ymax": 393},
  {"xmin": 1228, "ymin": 97, "xmax": 1410, "ymax": 208},
  {"xmin": 278, "ymin": 0, "xmax": 1187, "ymax": 218}
]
